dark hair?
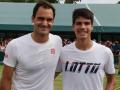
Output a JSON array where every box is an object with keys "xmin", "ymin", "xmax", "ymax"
[
  {"xmin": 32, "ymin": 0, "xmax": 55, "ymax": 18},
  {"xmin": 72, "ymin": 8, "xmax": 94, "ymax": 25}
]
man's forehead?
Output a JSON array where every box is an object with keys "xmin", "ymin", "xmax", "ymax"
[
  {"xmin": 75, "ymin": 18, "xmax": 91, "ymax": 22},
  {"xmin": 37, "ymin": 16, "xmax": 53, "ymax": 20}
]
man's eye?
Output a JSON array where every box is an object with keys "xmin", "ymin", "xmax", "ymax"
[
  {"xmin": 76, "ymin": 22, "xmax": 81, "ymax": 25},
  {"xmin": 38, "ymin": 17, "xmax": 44, "ymax": 21},
  {"xmin": 85, "ymin": 22, "xmax": 90, "ymax": 25},
  {"xmin": 47, "ymin": 18, "xmax": 53, "ymax": 22}
]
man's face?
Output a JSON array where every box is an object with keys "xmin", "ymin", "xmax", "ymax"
[
  {"xmin": 73, "ymin": 16, "xmax": 93, "ymax": 40},
  {"xmin": 32, "ymin": 7, "xmax": 54, "ymax": 35}
]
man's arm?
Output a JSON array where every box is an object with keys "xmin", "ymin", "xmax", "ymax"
[
  {"xmin": 0, "ymin": 64, "xmax": 15, "ymax": 90},
  {"xmin": 105, "ymin": 74, "xmax": 116, "ymax": 90}
]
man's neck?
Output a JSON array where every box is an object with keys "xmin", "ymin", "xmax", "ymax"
[
  {"xmin": 75, "ymin": 39, "xmax": 93, "ymax": 51},
  {"xmin": 31, "ymin": 32, "xmax": 49, "ymax": 43}
]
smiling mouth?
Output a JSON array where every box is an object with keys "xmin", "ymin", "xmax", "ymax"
[
  {"xmin": 39, "ymin": 27, "xmax": 48, "ymax": 30},
  {"xmin": 79, "ymin": 31, "xmax": 87, "ymax": 34}
]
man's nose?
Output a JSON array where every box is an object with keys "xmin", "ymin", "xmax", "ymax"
[
  {"xmin": 81, "ymin": 23, "xmax": 86, "ymax": 29},
  {"xmin": 42, "ymin": 20, "xmax": 48, "ymax": 26}
]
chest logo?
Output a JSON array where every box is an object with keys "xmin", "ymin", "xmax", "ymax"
[
  {"xmin": 65, "ymin": 61, "xmax": 101, "ymax": 74},
  {"xmin": 50, "ymin": 48, "xmax": 55, "ymax": 54}
]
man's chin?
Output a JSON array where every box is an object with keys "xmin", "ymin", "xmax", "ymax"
[
  {"xmin": 39, "ymin": 32, "xmax": 49, "ymax": 36},
  {"xmin": 78, "ymin": 36, "xmax": 88, "ymax": 40}
]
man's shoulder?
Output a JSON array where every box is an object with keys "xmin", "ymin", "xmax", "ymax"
[
  {"xmin": 50, "ymin": 33, "xmax": 61, "ymax": 38},
  {"xmin": 7, "ymin": 33, "xmax": 31, "ymax": 47},
  {"xmin": 49, "ymin": 33, "xmax": 62, "ymax": 41},
  {"xmin": 62, "ymin": 42, "xmax": 74, "ymax": 50},
  {"xmin": 94, "ymin": 41, "xmax": 112, "ymax": 53}
]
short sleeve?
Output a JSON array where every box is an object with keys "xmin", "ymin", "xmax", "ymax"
[
  {"xmin": 104, "ymin": 48, "xmax": 115, "ymax": 74},
  {"xmin": 3, "ymin": 40, "xmax": 17, "ymax": 67}
]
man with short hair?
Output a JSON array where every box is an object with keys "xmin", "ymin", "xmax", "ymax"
[
  {"xmin": 0, "ymin": 0, "xmax": 62, "ymax": 90},
  {"xmin": 56, "ymin": 8, "xmax": 115, "ymax": 90}
]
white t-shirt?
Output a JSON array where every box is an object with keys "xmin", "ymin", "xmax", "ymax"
[
  {"xmin": 3, "ymin": 33, "xmax": 62, "ymax": 90},
  {"xmin": 57, "ymin": 41, "xmax": 115, "ymax": 90}
]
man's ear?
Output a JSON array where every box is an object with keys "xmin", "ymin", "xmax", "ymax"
[{"xmin": 32, "ymin": 23, "xmax": 34, "ymax": 25}]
